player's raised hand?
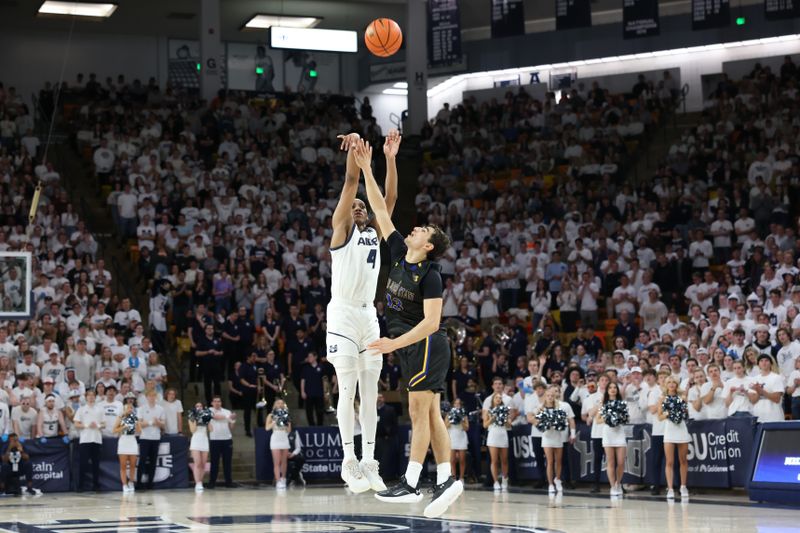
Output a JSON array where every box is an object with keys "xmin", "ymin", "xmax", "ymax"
[
  {"xmin": 352, "ymin": 139, "xmax": 373, "ymax": 169},
  {"xmin": 384, "ymin": 129, "xmax": 401, "ymax": 158},
  {"xmin": 337, "ymin": 132, "xmax": 360, "ymax": 151},
  {"xmin": 368, "ymin": 337, "xmax": 397, "ymax": 354}
]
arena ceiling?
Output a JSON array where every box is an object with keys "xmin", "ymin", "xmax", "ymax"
[{"xmin": 0, "ymin": 0, "xmax": 763, "ymax": 40}]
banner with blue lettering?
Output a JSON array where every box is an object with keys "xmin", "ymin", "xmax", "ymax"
[
  {"xmin": 558, "ymin": 418, "xmax": 755, "ymax": 487},
  {"xmin": 70, "ymin": 436, "xmax": 189, "ymax": 491},
  {"xmin": 0, "ymin": 437, "xmax": 71, "ymax": 492},
  {"xmin": 256, "ymin": 427, "xmax": 344, "ymax": 481},
  {"xmin": 256, "ymin": 417, "xmax": 756, "ymax": 488}
]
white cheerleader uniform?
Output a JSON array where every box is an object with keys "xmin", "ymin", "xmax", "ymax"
[
  {"xmin": 601, "ymin": 423, "xmax": 627, "ymax": 447},
  {"xmin": 540, "ymin": 406, "xmax": 566, "ymax": 448},
  {"xmin": 270, "ymin": 427, "xmax": 290, "ymax": 450},
  {"xmin": 486, "ymin": 423, "xmax": 508, "ymax": 448},
  {"xmin": 663, "ymin": 419, "xmax": 691, "ymax": 444},
  {"xmin": 117, "ymin": 434, "xmax": 139, "ymax": 455},
  {"xmin": 190, "ymin": 425, "xmax": 209, "ymax": 452},
  {"xmin": 448, "ymin": 424, "xmax": 468, "ymax": 451}
]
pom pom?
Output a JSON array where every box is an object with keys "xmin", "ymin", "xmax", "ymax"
[
  {"xmin": 272, "ymin": 408, "xmax": 291, "ymax": 428},
  {"xmin": 62, "ymin": 436, "xmax": 71, "ymax": 444},
  {"xmin": 39, "ymin": 437, "xmax": 47, "ymax": 444},
  {"xmin": 447, "ymin": 407, "xmax": 466, "ymax": 425},
  {"xmin": 535, "ymin": 408, "xmax": 567, "ymax": 431},
  {"xmin": 661, "ymin": 395, "xmax": 689, "ymax": 424},
  {"xmin": 121, "ymin": 412, "xmax": 138, "ymax": 435},
  {"xmin": 489, "ymin": 405, "xmax": 510, "ymax": 427},
  {"xmin": 601, "ymin": 400, "xmax": 630, "ymax": 428},
  {"xmin": 188, "ymin": 407, "xmax": 213, "ymax": 426}
]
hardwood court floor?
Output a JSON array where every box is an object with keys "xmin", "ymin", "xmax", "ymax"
[{"xmin": 0, "ymin": 485, "xmax": 797, "ymax": 532}]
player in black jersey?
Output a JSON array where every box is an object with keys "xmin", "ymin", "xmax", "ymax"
[{"xmin": 352, "ymin": 140, "xmax": 463, "ymax": 518}]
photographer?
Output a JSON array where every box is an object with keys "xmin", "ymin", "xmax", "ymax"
[{"xmin": 1, "ymin": 433, "xmax": 42, "ymax": 496}]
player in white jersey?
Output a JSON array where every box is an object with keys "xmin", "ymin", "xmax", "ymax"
[{"xmin": 328, "ymin": 129, "xmax": 401, "ymax": 493}]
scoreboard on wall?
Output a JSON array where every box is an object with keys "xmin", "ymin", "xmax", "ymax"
[{"xmin": 692, "ymin": 0, "xmax": 731, "ymax": 30}]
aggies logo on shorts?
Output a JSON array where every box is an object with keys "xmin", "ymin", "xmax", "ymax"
[{"xmin": 328, "ymin": 344, "xmax": 338, "ymax": 354}]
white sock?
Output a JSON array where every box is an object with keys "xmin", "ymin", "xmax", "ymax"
[
  {"xmin": 405, "ymin": 461, "xmax": 423, "ymax": 488},
  {"xmin": 436, "ymin": 463, "xmax": 451, "ymax": 485},
  {"xmin": 333, "ymin": 362, "xmax": 359, "ymax": 462},
  {"xmin": 358, "ymin": 366, "xmax": 381, "ymax": 462}
]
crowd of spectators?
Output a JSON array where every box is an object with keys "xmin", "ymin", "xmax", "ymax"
[
  {"xmin": 2, "ymin": 54, "xmax": 797, "ymax": 491},
  {"xmin": 0, "ymin": 80, "xmax": 183, "ymax": 451},
  {"xmin": 437, "ymin": 58, "xmax": 800, "ymax": 429}
]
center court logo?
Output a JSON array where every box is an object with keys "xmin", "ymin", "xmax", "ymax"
[{"xmin": 189, "ymin": 514, "xmax": 564, "ymax": 533}]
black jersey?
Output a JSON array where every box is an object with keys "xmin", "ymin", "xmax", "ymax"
[{"xmin": 384, "ymin": 231, "xmax": 443, "ymax": 336}]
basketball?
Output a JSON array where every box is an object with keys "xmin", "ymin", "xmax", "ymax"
[{"xmin": 365, "ymin": 18, "xmax": 402, "ymax": 57}]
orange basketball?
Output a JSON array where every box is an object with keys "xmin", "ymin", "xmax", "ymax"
[{"xmin": 365, "ymin": 18, "xmax": 403, "ymax": 57}]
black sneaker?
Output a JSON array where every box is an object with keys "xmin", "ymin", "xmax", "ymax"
[
  {"xmin": 374, "ymin": 476, "xmax": 422, "ymax": 503},
  {"xmin": 650, "ymin": 485, "xmax": 660, "ymax": 496},
  {"xmin": 423, "ymin": 476, "xmax": 464, "ymax": 518},
  {"xmin": 590, "ymin": 483, "xmax": 600, "ymax": 493}
]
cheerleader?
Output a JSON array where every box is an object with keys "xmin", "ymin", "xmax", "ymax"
[
  {"xmin": 113, "ymin": 395, "xmax": 140, "ymax": 493},
  {"xmin": 533, "ymin": 385, "xmax": 575, "ymax": 494},
  {"xmin": 483, "ymin": 393, "xmax": 511, "ymax": 491},
  {"xmin": 658, "ymin": 375, "xmax": 690, "ymax": 501},
  {"xmin": 266, "ymin": 399, "xmax": 292, "ymax": 489},
  {"xmin": 597, "ymin": 382, "xmax": 629, "ymax": 497},
  {"xmin": 188, "ymin": 402, "xmax": 212, "ymax": 492},
  {"xmin": 444, "ymin": 398, "xmax": 469, "ymax": 482}
]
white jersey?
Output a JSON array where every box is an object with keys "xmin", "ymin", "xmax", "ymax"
[
  {"xmin": 330, "ymin": 223, "xmax": 380, "ymax": 305},
  {"xmin": 40, "ymin": 407, "xmax": 61, "ymax": 437}
]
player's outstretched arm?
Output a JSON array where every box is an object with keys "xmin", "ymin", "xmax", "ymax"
[
  {"xmin": 331, "ymin": 133, "xmax": 361, "ymax": 248},
  {"xmin": 369, "ymin": 297, "xmax": 443, "ymax": 354},
  {"xmin": 353, "ymin": 140, "xmax": 395, "ymax": 240},
  {"xmin": 383, "ymin": 129, "xmax": 401, "ymax": 216}
]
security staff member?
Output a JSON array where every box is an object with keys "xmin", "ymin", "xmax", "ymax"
[
  {"xmin": 239, "ymin": 352, "xmax": 259, "ymax": 437},
  {"xmin": 196, "ymin": 324, "xmax": 224, "ymax": 405},
  {"xmin": 300, "ymin": 352, "xmax": 325, "ymax": 426}
]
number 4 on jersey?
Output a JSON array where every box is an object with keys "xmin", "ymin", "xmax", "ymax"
[{"xmin": 367, "ymin": 249, "xmax": 377, "ymax": 269}]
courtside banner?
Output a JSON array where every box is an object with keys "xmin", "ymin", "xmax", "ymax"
[
  {"xmin": 510, "ymin": 418, "xmax": 756, "ymax": 487},
  {"xmin": 0, "ymin": 437, "xmax": 70, "ymax": 492},
  {"xmin": 257, "ymin": 427, "xmax": 344, "ymax": 481},
  {"xmin": 70, "ymin": 436, "xmax": 189, "ymax": 491}
]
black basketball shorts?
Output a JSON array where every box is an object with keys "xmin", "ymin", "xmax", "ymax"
[{"xmin": 395, "ymin": 330, "xmax": 449, "ymax": 393}]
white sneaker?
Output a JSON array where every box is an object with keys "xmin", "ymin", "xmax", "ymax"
[
  {"xmin": 501, "ymin": 477, "xmax": 508, "ymax": 491},
  {"xmin": 554, "ymin": 479, "xmax": 563, "ymax": 493},
  {"xmin": 548, "ymin": 484, "xmax": 555, "ymax": 494},
  {"xmin": 128, "ymin": 483, "xmax": 135, "ymax": 493},
  {"xmin": 493, "ymin": 481, "xmax": 501, "ymax": 491},
  {"xmin": 341, "ymin": 459, "xmax": 370, "ymax": 493},
  {"xmin": 122, "ymin": 485, "xmax": 130, "ymax": 493},
  {"xmin": 680, "ymin": 486, "xmax": 689, "ymax": 500},
  {"xmin": 360, "ymin": 460, "xmax": 387, "ymax": 492},
  {"xmin": 666, "ymin": 489, "xmax": 675, "ymax": 500},
  {"xmin": 195, "ymin": 482, "xmax": 204, "ymax": 492}
]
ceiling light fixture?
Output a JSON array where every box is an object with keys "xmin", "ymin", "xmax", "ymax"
[
  {"xmin": 243, "ymin": 14, "xmax": 321, "ymax": 30},
  {"xmin": 38, "ymin": 1, "xmax": 117, "ymax": 18}
]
